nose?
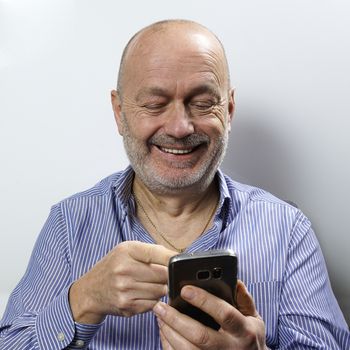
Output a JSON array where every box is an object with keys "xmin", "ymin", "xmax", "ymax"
[{"xmin": 163, "ymin": 102, "xmax": 194, "ymax": 138}]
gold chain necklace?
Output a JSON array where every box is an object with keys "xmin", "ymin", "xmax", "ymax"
[{"xmin": 133, "ymin": 193, "xmax": 218, "ymax": 253}]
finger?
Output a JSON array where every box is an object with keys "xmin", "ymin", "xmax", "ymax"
[
  {"xmin": 158, "ymin": 316, "xmax": 201, "ymax": 350},
  {"xmin": 236, "ymin": 280, "xmax": 258, "ymax": 317},
  {"xmin": 123, "ymin": 281, "xmax": 168, "ymax": 300},
  {"xmin": 159, "ymin": 327, "xmax": 174, "ymax": 350},
  {"xmin": 153, "ymin": 302, "xmax": 219, "ymax": 349},
  {"xmin": 124, "ymin": 261, "xmax": 168, "ymax": 284},
  {"xmin": 117, "ymin": 299, "xmax": 161, "ymax": 316},
  {"xmin": 180, "ymin": 285, "xmax": 246, "ymax": 334},
  {"xmin": 127, "ymin": 241, "xmax": 177, "ymax": 266}
]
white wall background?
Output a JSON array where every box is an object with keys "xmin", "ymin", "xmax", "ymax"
[{"xmin": 0, "ymin": 0, "xmax": 349, "ymax": 324}]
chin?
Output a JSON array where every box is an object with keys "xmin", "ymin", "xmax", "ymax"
[{"xmin": 137, "ymin": 165, "xmax": 217, "ymax": 194}]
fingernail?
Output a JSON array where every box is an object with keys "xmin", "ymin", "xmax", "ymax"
[
  {"xmin": 153, "ymin": 302, "xmax": 166, "ymax": 317},
  {"xmin": 181, "ymin": 286, "xmax": 195, "ymax": 300}
]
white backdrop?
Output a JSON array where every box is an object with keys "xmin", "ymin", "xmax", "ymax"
[{"xmin": 0, "ymin": 0, "xmax": 349, "ymax": 324}]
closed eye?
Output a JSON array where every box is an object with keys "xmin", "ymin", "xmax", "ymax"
[
  {"xmin": 141, "ymin": 103, "xmax": 167, "ymax": 113},
  {"xmin": 144, "ymin": 104, "xmax": 164, "ymax": 109},
  {"xmin": 189, "ymin": 101, "xmax": 216, "ymax": 110}
]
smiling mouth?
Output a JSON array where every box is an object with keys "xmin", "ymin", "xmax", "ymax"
[{"xmin": 159, "ymin": 146, "xmax": 194, "ymax": 155}]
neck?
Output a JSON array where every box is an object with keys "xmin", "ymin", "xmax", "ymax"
[
  {"xmin": 132, "ymin": 174, "xmax": 220, "ymax": 252},
  {"xmin": 132, "ymin": 175, "xmax": 218, "ymax": 217}
]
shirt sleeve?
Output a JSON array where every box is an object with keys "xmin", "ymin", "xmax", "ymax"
[
  {"xmin": 0, "ymin": 205, "xmax": 103, "ymax": 350},
  {"xmin": 277, "ymin": 213, "xmax": 350, "ymax": 349}
]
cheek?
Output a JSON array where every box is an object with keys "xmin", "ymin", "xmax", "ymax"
[
  {"xmin": 197, "ymin": 120, "xmax": 226, "ymax": 143},
  {"xmin": 124, "ymin": 113, "xmax": 163, "ymax": 141}
]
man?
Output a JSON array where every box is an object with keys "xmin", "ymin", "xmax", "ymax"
[{"xmin": 0, "ymin": 19, "xmax": 349, "ymax": 349}]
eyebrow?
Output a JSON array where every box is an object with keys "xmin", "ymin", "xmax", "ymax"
[
  {"xmin": 135, "ymin": 84, "xmax": 221, "ymax": 103},
  {"xmin": 186, "ymin": 84, "xmax": 221, "ymax": 100},
  {"xmin": 135, "ymin": 87, "xmax": 169, "ymax": 102}
]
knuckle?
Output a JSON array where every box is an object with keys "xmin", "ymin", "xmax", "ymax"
[
  {"xmin": 153, "ymin": 284, "xmax": 166, "ymax": 299},
  {"xmin": 195, "ymin": 293, "xmax": 208, "ymax": 309},
  {"xmin": 240, "ymin": 321, "xmax": 265, "ymax": 349},
  {"xmin": 142, "ymin": 247, "xmax": 152, "ymax": 264},
  {"xmin": 165, "ymin": 310, "xmax": 175, "ymax": 324},
  {"xmin": 219, "ymin": 306, "xmax": 238, "ymax": 330},
  {"xmin": 115, "ymin": 278, "xmax": 128, "ymax": 292},
  {"xmin": 244, "ymin": 330, "xmax": 261, "ymax": 349},
  {"xmin": 118, "ymin": 241, "xmax": 138, "ymax": 255},
  {"xmin": 245, "ymin": 328, "xmax": 256, "ymax": 342},
  {"xmin": 115, "ymin": 263, "xmax": 131, "ymax": 276},
  {"xmin": 117, "ymin": 241, "xmax": 129, "ymax": 252},
  {"xmin": 193, "ymin": 327, "xmax": 210, "ymax": 346},
  {"xmin": 117, "ymin": 294, "xmax": 133, "ymax": 311}
]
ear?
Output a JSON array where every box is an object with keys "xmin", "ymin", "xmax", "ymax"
[
  {"xmin": 227, "ymin": 88, "xmax": 235, "ymax": 133},
  {"xmin": 111, "ymin": 89, "xmax": 124, "ymax": 136}
]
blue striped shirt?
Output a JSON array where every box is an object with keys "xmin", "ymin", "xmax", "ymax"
[{"xmin": 0, "ymin": 166, "xmax": 349, "ymax": 349}]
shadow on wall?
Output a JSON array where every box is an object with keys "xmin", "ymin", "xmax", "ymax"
[
  {"xmin": 221, "ymin": 111, "xmax": 298, "ymax": 204},
  {"xmin": 221, "ymin": 112, "xmax": 350, "ymax": 326}
]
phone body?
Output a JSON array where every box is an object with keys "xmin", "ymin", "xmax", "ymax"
[{"xmin": 168, "ymin": 249, "xmax": 237, "ymax": 330}]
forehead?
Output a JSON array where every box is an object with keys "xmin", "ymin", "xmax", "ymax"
[{"xmin": 122, "ymin": 26, "xmax": 228, "ymax": 96}]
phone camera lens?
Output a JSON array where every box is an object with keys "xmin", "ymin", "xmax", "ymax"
[
  {"xmin": 212, "ymin": 267, "xmax": 222, "ymax": 279},
  {"xmin": 197, "ymin": 270, "xmax": 210, "ymax": 280}
]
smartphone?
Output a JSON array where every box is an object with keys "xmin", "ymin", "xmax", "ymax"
[{"xmin": 168, "ymin": 249, "xmax": 237, "ymax": 330}]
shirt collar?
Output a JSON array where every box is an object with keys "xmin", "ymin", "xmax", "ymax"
[
  {"xmin": 112, "ymin": 165, "xmax": 135, "ymax": 212},
  {"xmin": 215, "ymin": 169, "xmax": 233, "ymax": 228}
]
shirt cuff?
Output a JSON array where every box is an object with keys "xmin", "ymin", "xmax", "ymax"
[
  {"xmin": 35, "ymin": 286, "xmax": 103, "ymax": 350},
  {"xmin": 69, "ymin": 321, "xmax": 104, "ymax": 349},
  {"xmin": 35, "ymin": 286, "xmax": 75, "ymax": 349}
]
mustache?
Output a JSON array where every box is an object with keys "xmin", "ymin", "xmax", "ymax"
[{"xmin": 149, "ymin": 134, "xmax": 210, "ymax": 147}]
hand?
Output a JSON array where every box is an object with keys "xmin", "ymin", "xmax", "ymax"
[
  {"xmin": 153, "ymin": 280, "xmax": 267, "ymax": 349},
  {"xmin": 69, "ymin": 241, "xmax": 176, "ymax": 324}
]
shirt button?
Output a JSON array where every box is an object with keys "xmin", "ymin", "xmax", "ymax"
[
  {"xmin": 75, "ymin": 339, "xmax": 85, "ymax": 348},
  {"xmin": 57, "ymin": 332, "xmax": 65, "ymax": 341}
]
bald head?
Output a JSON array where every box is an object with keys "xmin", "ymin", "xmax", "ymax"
[{"xmin": 117, "ymin": 20, "xmax": 230, "ymax": 96}]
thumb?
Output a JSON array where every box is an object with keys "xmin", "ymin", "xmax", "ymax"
[{"xmin": 236, "ymin": 280, "xmax": 258, "ymax": 317}]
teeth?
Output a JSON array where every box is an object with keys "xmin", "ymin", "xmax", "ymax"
[{"xmin": 160, "ymin": 147, "xmax": 193, "ymax": 154}]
